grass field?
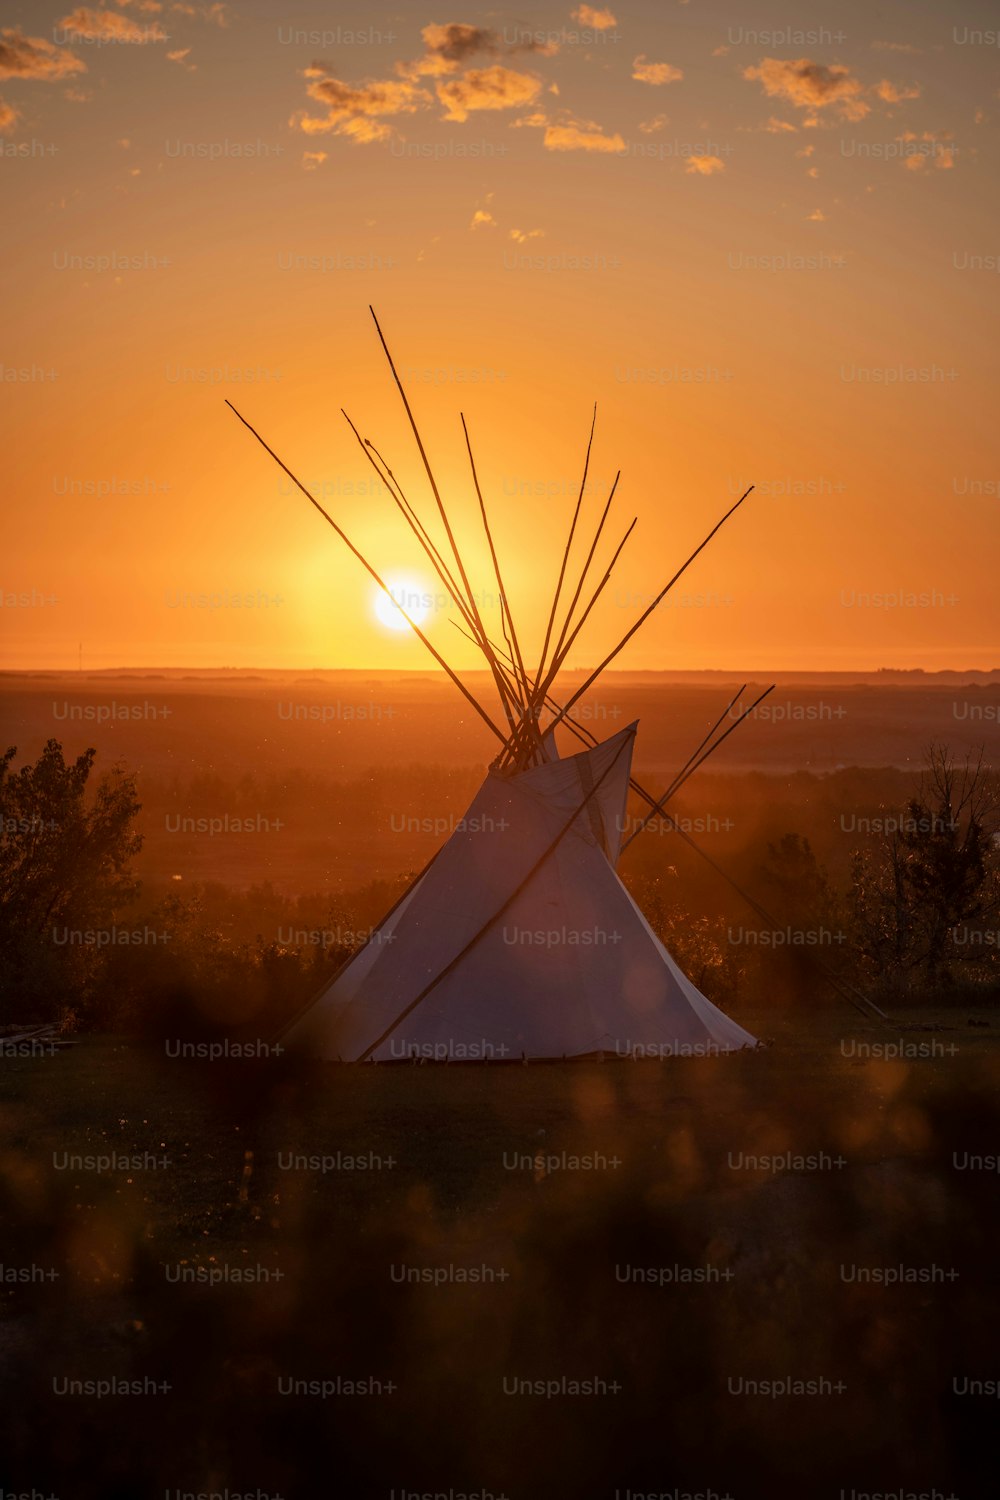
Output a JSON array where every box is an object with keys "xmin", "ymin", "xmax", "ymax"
[{"xmin": 2, "ymin": 1004, "xmax": 999, "ymax": 1496}]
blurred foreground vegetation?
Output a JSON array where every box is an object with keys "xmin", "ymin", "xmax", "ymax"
[{"xmin": 1, "ymin": 1010, "xmax": 999, "ymax": 1494}]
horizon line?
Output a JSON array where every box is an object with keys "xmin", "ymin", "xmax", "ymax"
[{"xmin": 3, "ymin": 664, "xmax": 1000, "ymax": 677}]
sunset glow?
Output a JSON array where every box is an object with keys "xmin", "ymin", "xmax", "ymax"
[{"xmin": 1, "ymin": 4, "xmax": 997, "ymax": 672}]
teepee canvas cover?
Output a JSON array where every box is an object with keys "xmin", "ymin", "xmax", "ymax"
[{"xmin": 283, "ymin": 724, "xmax": 755, "ymax": 1061}]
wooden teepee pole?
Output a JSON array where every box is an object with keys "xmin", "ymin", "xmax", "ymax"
[
  {"xmin": 225, "ymin": 399, "xmax": 507, "ymax": 746},
  {"xmin": 533, "ymin": 404, "xmax": 597, "ymax": 695},
  {"xmin": 480, "ymin": 632, "xmax": 759, "ymax": 827},
  {"xmin": 534, "ymin": 514, "xmax": 637, "ymax": 706},
  {"xmin": 367, "ymin": 308, "xmax": 521, "ymax": 732},
  {"xmin": 548, "ymin": 469, "xmax": 620, "ymax": 673},
  {"xmin": 342, "ymin": 412, "xmax": 474, "ymax": 630},
  {"xmin": 362, "ymin": 428, "xmax": 523, "ymax": 721},
  {"xmin": 543, "ymin": 486, "xmax": 754, "ymax": 740},
  {"xmin": 497, "ymin": 511, "xmax": 635, "ymax": 777},
  {"xmin": 368, "ymin": 312, "xmax": 489, "ymax": 633},
  {"xmin": 460, "ymin": 413, "xmax": 534, "ymax": 717},
  {"xmin": 619, "ymin": 684, "xmax": 774, "ymax": 851},
  {"xmin": 340, "ymin": 409, "xmax": 522, "ymax": 738}
]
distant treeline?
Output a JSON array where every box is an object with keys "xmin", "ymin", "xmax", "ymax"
[
  {"xmin": 131, "ymin": 761, "xmax": 985, "ymax": 889},
  {"xmin": 2, "ymin": 740, "xmax": 998, "ymax": 1036}
]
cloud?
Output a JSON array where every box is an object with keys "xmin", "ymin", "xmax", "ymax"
[
  {"xmin": 115, "ymin": 0, "xmax": 164, "ymax": 10},
  {"xmin": 57, "ymin": 8, "xmax": 167, "ymax": 42},
  {"xmin": 397, "ymin": 23, "xmax": 497, "ymax": 76},
  {"xmin": 633, "ymin": 55, "xmax": 683, "ymax": 85},
  {"xmin": 712, "ymin": 45, "xmax": 730, "ymax": 57},
  {"xmin": 806, "ymin": 165, "xmax": 819, "ymax": 177},
  {"xmin": 295, "ymin": 72, "xmax": 431, "ymax": 139},
  {"xmin": 541, "ymin": 115, "xmax": 626, "ymax": 152},
  {"xmin": 335, "ymin": 115, "xmax": 397, "ymax": 144},
  {"xmin": 514, "ymin": 36, "xmax": 559, "ymax": 57},
  {"xmin": 763, "ymin": 115, "xmax": 797, "ymax": 133},
  {"xmin": 511, "ymin": 108, "xmax": 625, "ymax": 152},
  {"xmin": 571, "ymin": 5, "xmax": 618, "ymax": 28},
  {"xmin": 436, "ymin": 65, "xmax": 542, "ymax": 122},
  {"xmin": 469, "ymin": 192, "xmax": 543, "ymax": 239},
  {"xmin": 305, "ymin": 76, "xmax": 430, "ymax": 119},
  {"xmin": 424, "ymin": 23, "xmax": 497, "ymax": 61},
  {"xmin": 167, "ymin": 46, "xmax": 196, "ymax": 69},
  {"xmin": 0, "ymin": 28, "xmax": 87, "ymax": 79},
  {"xmin": 806, "ymin": 208, "xmax": 826, "ymax": 219},
  {"xmin": 638, "ymin": 113, "xmax": 668, "ymax": 134},
  {"xmin": 302, "ymin": 150, "xmax": 327, "ymax": 169},
  {"xmin": 398, "ymin": 21, "xmax": 555, "ymax": 79},
  {"xmin": 743, "ymin": 57, "xmax": 869, "ymax": 122},
  {"xmin": 685, "ymin": 154, "xmax": 725, "ymax": 174},
  {"xmin": 899, "ymin": 131, "xmax": 956, "ymax": 171},
  {"xmin": 0, "ymin": 97, "xmax": 19, "ymax": 131},
  {"xmin": 398, "ymin": 52, "xmax": 476, "ymax": 80},
  {"xmin": 170, "ymin": 1, "xmax": 228, "ymax": 22},
  {"xmin": 875, "ymin": 79, "xmax": 920, "ymax": 103},
  {"xmin": 293, "ymin": 28, "xmax": 559, "ymax": 148},
  {"xmin": 795, "ymin": 143, "xmax": 816, "ymax": 157}
]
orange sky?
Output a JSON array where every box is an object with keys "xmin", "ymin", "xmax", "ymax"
[{"xmin": 2, "ymin": 2, "xmax": 998, "ymax": 671}]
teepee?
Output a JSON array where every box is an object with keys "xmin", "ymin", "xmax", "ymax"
[{"xmin": 229, "ymin": 309, "xmax": 760, "ymax": 1061}]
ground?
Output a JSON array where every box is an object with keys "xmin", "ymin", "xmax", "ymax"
[{"xmin": 1, "ymin": 1003, "xmax": 998, "ymax": 1496}]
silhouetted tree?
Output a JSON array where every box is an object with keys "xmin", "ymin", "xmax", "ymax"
[
  {"xmin": 850, "ymin": 744, "xmax": 1000, "ymax": 995},
  {"xmin": 0, "ymin": 739, "xmax": 142, "ymax": 1022}
]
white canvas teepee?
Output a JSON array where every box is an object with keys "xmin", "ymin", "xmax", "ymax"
[
  {"xmin": 231, "ymin": 309, "xmax": 760, "ymax": 1062},
  {"xmin": 282, "ymin": 724, "xmax": 755, "ymax": 1061}
]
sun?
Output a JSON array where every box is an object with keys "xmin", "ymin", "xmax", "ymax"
[{"xmin": 373, "ymin": 578, "xmax": 432, "ymax": 633}]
